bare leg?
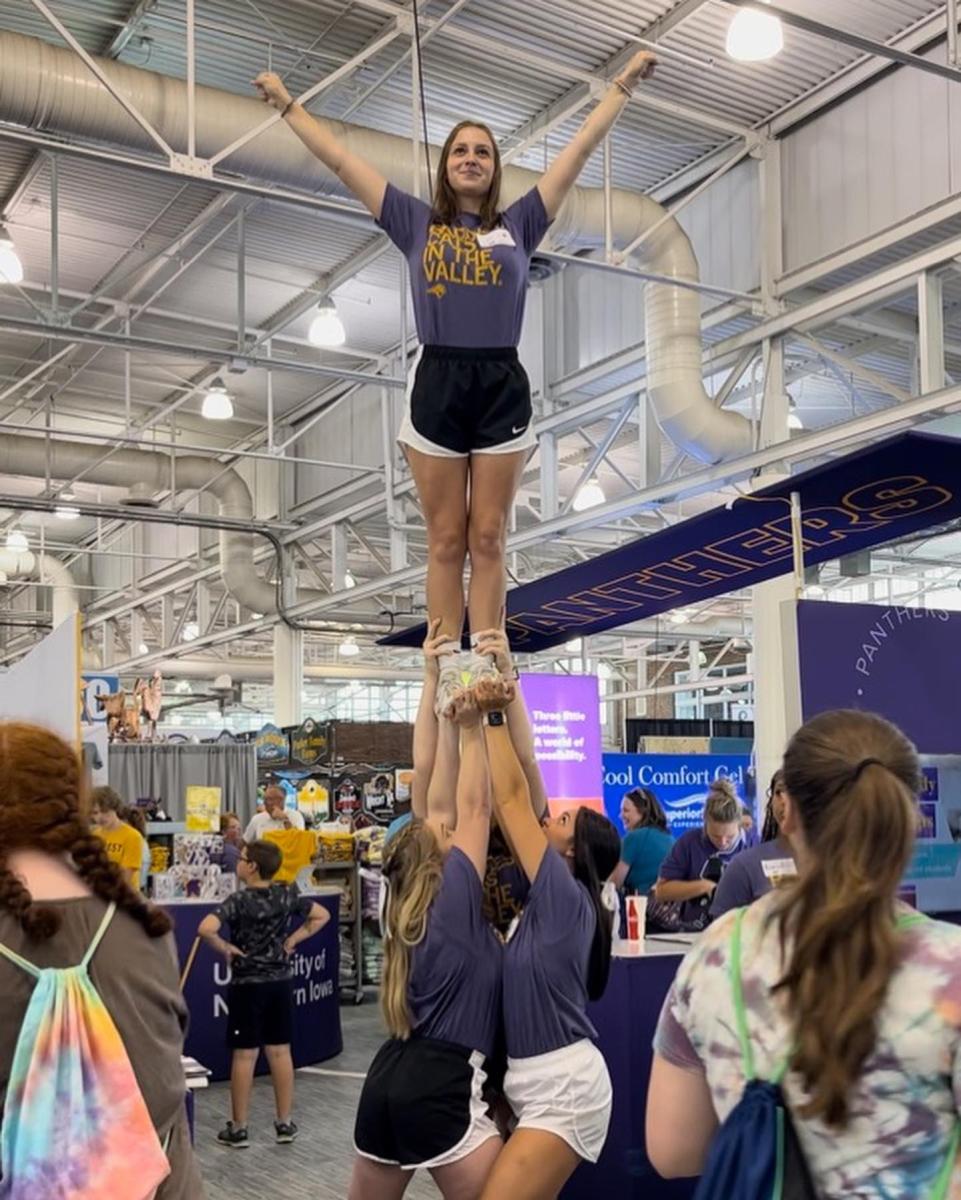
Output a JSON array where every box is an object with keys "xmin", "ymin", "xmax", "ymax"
[
  {"xmin": 405, "ymin": 447, "xmax": 470, "ymax": 641},
  {"xmin": 466, "ymin": 450, "xmax": 528, "ymax": 635},
  {"xmin": 263, "ymin": 1043, "xmax": 295, "ymax": 1122},
  {"xmin": 429, "ymin": 1136, "xmax": 503, "ymax": 1200},
  {"xmin": 478, "ymin": 1129, "xmax": 582, "ymax": 1200},
  {"xmin": 229, "ymin": 1048, "xmax": 259, "ymax": 1126},
  {"xmin": 347, "ymin": 1156, "xmax": 413, "ymax": 1200}
]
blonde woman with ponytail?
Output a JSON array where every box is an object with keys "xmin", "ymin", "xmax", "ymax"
[
  {"xmin": 349, "ymin": 683, "xmax": 503, "ymax": 1200},
  {"xmin": 647, "ymin": 710, "xmax": 961, "ymax": 1198}
]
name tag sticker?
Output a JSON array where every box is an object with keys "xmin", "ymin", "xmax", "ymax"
[
  {"xmin": 761, "ymin": 858, "xmax": 797, "ymax": 880},
  {"xmin": 476, "ymin": 227, "xmax": 516, "ymax": 249}
]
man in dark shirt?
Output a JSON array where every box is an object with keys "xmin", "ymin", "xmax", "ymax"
[{"xmin": 199, "ymin": 839, "xmax": 329, "ymax": 1149}]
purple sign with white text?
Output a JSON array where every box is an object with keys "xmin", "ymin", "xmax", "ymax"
[
  {"xmin": 797, "ymin": 600, "xmax": 961, "ymax": 754},
  {"xmin": 518, "ymin": 673, "xmax": 603, "ymax": 815}
]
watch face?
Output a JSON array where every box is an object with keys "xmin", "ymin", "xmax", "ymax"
[{"xmin": 487, "ymin": 710, "xmax": 506, "ymax": 726}]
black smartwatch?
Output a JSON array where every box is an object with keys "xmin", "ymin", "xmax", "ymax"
[{"xmin": 484, "ymin": 711, "xmax": 506, "ymax": 727}]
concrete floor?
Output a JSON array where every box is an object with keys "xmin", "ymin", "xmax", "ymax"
[{"xmin": 194, "ymin": 998, "xmax": 442, "ymax": 1198}]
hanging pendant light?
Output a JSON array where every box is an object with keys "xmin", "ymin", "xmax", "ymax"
[
  {"xmin": 308, "ymin": 296, "xmax": 347, "ymax": 348},
  {"xmin": 0, "ymin": 224, "xmax": 24, "ymax": 285},
  {"xmin": 201, "ymin": 377, "xmax": 234, "ymax": 420},
  {"xmin": 726, "ymin": 2, "xmax": 784, "ymax": 62}
]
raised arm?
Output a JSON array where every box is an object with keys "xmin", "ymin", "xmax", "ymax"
[
  {"xmin": 447, "ymin": 693, "xmax": 492, "ymax": 879},
  {"xmin": 426, "ymin": 715, "xmax": 460, "ymax": 831},
  {"xmin": 254, "ymin": 72, "xmax": 388, "ymax": 218},
  {"xmin": 475, "ymin": 629, "xmax": 547, "ymax": 819},
  {"xmin": 475, "ymin": 678, "xmax": 547, "ymax": 884},
  {"xmin": 412, "ymin": 619, "xmax": 444, "ymax": 820},
  {"xmin": 536, "ymin": 50, "xmax": 658, "ymax": 220}
]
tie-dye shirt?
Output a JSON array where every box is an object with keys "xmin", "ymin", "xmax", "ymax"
[{"xmin": 654, "ymin": 894, "xmax": 961, "ymax": 1199}]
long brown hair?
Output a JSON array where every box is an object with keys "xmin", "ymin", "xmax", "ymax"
[
  {"xmin": 380, "ymin": 820, "xmax": 444, "ymax": 1038},
  {"xmin": 0, "ymin": 722, "xmax": 171, "ymax": 941},
  {"xmin": 774, "ymin": 709, "xmax": 919, "ymax": 1128},
  {"xmin": 431, "ymin": 120, "xmax": 503, "ymax": 232}
]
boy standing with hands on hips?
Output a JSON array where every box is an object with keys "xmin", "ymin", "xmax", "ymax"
[{"xmin": 199, "ymin": 839, "xmax": 329, "ymax": 1149}]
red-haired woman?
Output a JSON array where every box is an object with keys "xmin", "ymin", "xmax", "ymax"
[
  {"xmin": 0, "ymin": 721, "xmax": 202, "ymax": 1197},
  {"xmin": 254, "ymin": 53, "xmax": 656, "ymax": 709}
]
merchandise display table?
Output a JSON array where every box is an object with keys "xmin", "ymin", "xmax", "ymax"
[
  {"xmin": 167, "ymin": 892, "xmax": 342, "ymax": 1081},
  {"xmin": 562, "ymin": 936, "xmax": 699, "ymax": 1200}
]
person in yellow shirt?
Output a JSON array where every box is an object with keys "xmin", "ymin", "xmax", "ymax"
[{"xmin": 90, "ymin": 785, "xmax": 146, "ymax": 891}]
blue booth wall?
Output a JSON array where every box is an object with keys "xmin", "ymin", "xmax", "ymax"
[{"xmin": 603, "ymin": 754, "xmax": 753, "ymax": 834}]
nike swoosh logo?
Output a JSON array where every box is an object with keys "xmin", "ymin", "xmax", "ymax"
[{"xmin": 512, "ymin": 425, "xmax": 526, "ymax": 435}]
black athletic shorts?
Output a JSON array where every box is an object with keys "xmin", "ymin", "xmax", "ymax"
[
  {"xmin": 406, "ymin": 344, "xmax": 533, "ymax": 455},
  {"xmin": 354, "ymin": 1036, "xmax": 491, "ymax": 1168},
  {"xmin": 226, "ymin": 979, "xmax": 293, "ymax": 1049}
]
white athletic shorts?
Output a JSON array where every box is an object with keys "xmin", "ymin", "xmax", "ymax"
[{"xmin": 503, "ymin": 1038, "xmax": 613, "ymax": 1163}]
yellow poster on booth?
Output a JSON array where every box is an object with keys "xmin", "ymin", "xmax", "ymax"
[{"xmin": 185, "ymin": 785, "xmax": 222, "ymax": 832}]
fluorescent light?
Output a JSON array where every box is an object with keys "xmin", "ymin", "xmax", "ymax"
[
  {"xmin": 138, "ymin": 642, "xmax": 149, "ymax": 655},
  {"xmin": 726, "ymin": 3, "xmax": 784, "ymax": 62},
  {"xmin": 339, "ymin": 636, "xmax": 360, "ymax": 657},
  {"xmin": 182, "ymin": 621, "xmax": 199, "ymax": 642},
  {"xmin": 344, "ymin": 570, "xmax": 356, "ymax": 589},
  {"xmin": 0, "ymin": 229, "xmax": 24, "ymax": 285},
  {"xmin": 571, "ymin": 479, "xmax": 606, "ymax": 512},
  {"xmin": 564, "ymin": 638, "xmax": 583, "ymax": 653},
  {"xmin": 308, "ymin": 299, "xmax": 346, "ymax": 348},
  {"xmin": 201, "ymin": 377, "xmax": 234, "ymax": 420},
  {"xmin": 54, "ymin": 505, "xmax": 80, "ymax": 521},
  {"xmin": 5, "ymin": 529, "xmax": 28, "ymax": 551}
]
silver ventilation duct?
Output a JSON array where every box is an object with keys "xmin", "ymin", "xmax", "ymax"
[
  {"xmin": 0, "ymin": 30, "xmax": 751, "ymax": 465},
  {"xmin": 0, "ymin": 547, "xmax": 78, "ymax": 627}
]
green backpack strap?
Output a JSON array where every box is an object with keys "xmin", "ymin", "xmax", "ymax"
[
  {"xmin": 930, "ymin": 1120, "xmax": 961, "ymax": 1200},
  {"xmin": 729, "ymin": 907, "xmax": 792, "ymax": 1086}
]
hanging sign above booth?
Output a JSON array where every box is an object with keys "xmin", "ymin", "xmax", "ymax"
[
  {"xmin": 290, "ymin": 718, "xmax": 328, "ymax": 766},
  {"xmin": 379, "ymin": 431, "xmax": 961, "ymax": 652},
  {"xmin": 255, "ymin": 722, "xmax": 289, "ymax": 764}
]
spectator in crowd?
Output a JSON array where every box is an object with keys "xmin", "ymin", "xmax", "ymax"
[
  {"xmin": 200, "ymin": 839, "xmax": 329, "ymax": 1149},
  {"xmin": 0, "ymin": 722, "xmax": 203, "ymax": 1197},
  {"xmin": 610, "ymin": 787, "xmax": 675, "ymax": 895},
  {"xmin": 711, "ymin": 769, "xmax": 799, "ymax": 919},
  {"xmin": 244, "ymin": 786, "xmax": 305, "ymax": 843},
  {"xmin": 220, "ymin": 811, "xmax": 243, "ymax": 874},
  {"xmin": 647, "ymin": 710, "xmax": 961, "ymax": 1197},
  {"xmin": 121, "ymin": 804, "xmax": 152, "ymax": 892},
  {"xmin": 90, "ymin": 785, "xmax": 146, "ymax": 892},
  {"xmin": 652, "ymin": 779, "xmax": 752, "ymax": 929}
]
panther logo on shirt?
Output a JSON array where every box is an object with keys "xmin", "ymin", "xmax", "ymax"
[{"xmin": 422, "ymin": 224, "xmax": 504, "ymax": 294}]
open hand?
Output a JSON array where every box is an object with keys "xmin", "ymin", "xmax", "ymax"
[
  {"xmin": 620, "ymin": 50, "xmax": 658, "ymax": 88},
  {"xmin": 253, "ymin": 71, "xmax": 293, "ymax": 111}
]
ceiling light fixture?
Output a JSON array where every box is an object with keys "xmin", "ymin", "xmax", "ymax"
[
  {"xmin": 571, "ymin": 479, "xmax": 606, "ymax": 513},
  {"xmin": 308, "ymin": 297, "xmax": 347, "ymax": 348},
  {"xmin": 726, "ymin": 1, "xmax": 784, "ymax": 62},
  {"xmin": 344, "ymin": 570, "xmax": 356, "ymax": 589},
  {"xmin": 339, "ymin": 635, "xmax": 360, "ymax": 657},
  {"xmin": 201, "ymin": 377, "xmax": 234, "ymax": 420},
  {"xmin": 804, "ymin": 583, "xmax": 826, "ymax": 599},
  {"xmin": 0, "ymin": 225, "xmax": 24, "ymax": 285},
  {"xmin": 787, "ymin": 396, "xmax": 803, "ymax": 430},
  {"xmin": 5, "ymin": 529, "xmax": 28, "ymax": 551},
  {"xmin": 669, "ymin": 609, "xmax": 692, "ymax": 625},
  {"xmin": 138, "ymin": 642, "xmax": 149, "ymax": 655},
  {"xmin": 54, "ymin": 504, "xmax": 80, "ymax": 521},
  {"xmin": 182, "ymin": 621, "xmax": 199, "ymax": 642},
  {"xmin": 564, "ymin": 638, "xmax": 583, "ymax": 653}
]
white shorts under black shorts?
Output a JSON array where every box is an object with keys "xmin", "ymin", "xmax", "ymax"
[
  {"xmin": 504, "ymin": 1038, "xmax": 613, "ymax": 1163},
  {"xmin": 398, "ymin": 344, "xmax": 538, "ymax": 459},
  {"xmin": 354, "ymin": 1036, "xmax": 500, "ymax": 1170}
]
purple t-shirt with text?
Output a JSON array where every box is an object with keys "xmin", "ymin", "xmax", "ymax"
[
  {"xmin": 408, "ymin": 846, "xmax": 502, "ymax": 1059},
  {"xmin": 658, "ymin": 826, "xmax": 753, "ymax": 925},
  {"xmin": 376, "ymin": 184, "xmax": 551, "ymax": 348},
  {"xmin": 503, "ymin": 848, "xmax": 596, "ymax": 1059}
]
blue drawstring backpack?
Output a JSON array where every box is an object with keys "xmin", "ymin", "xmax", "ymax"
[{"xmin": 693, "ymin": 908, "xmax": 960, "ymax": 1200}]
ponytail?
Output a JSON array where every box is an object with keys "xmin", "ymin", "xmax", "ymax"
[
  {"xmin": 380, "ymin": 821, "xmax": 444, "ymax": 1038},
  {"xmin": 705, "ymin": 777, "xmax": 740, "ymax": 825},
  {"xmin": 572, "ymin": 807, "xmax": 621, "ymax": 1001},
  {"xmin": 774, "ymin": 710, "xmax": 919, "ymax": 1128}
]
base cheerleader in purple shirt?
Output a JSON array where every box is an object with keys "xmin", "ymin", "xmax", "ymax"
[
  {"xmin": 349, "ymin": 677, "xmax": 502, "ymax": 1199},
  {"xmin": 473, "ymin": 674, "xmax": 621, "ymax": 1200},
  {"xmin": 253, "ymin": 53, "xmax": 657, "ymax": 713}
]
